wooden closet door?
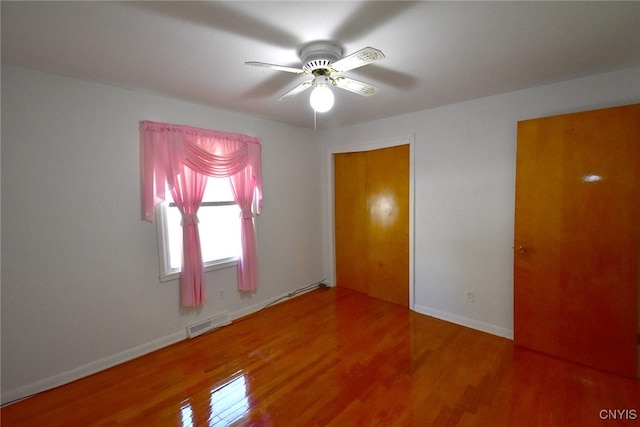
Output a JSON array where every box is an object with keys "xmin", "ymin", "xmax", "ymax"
[
  {"xmin": 334, "ymin": 144, "xmax": 410, "ymax": 307},
  {"xmin": 334, "ymin": 151, "xmax": 369, "ymax": 296},
  {"xmin": 514, "ymin": 104, "xmax": 640, "ymax": 377}
]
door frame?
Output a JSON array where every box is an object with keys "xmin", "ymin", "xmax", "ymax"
[{"xmin": 326, "ymin": 135, "xmax": 416, "ymax": 310}]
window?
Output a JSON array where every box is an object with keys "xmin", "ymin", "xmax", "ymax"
[{"xmin": 157, "ymin": 177, "xmax": 241, "ymax": 281}]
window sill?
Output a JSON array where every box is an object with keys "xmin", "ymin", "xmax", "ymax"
[{"xmin": 159, "ymin": 258, "xmax": 238, "ymax": 283}]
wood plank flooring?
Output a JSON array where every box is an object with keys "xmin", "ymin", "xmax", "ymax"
[{"xmin": 2, "ymin": 287, "xmax": 639, "ymax": 426}]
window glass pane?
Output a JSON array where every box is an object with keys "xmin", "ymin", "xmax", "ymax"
[
  {"xmin": 166, "ymin": 204, "xmax": 241, "ymax": 270},
  {"xmin": 198, "ymin": 204, "xmax": 241, "ymax": 262},
  {"xmin": 162, "ymin": 177, "xmax": 240, "ymax": 274},
  {"xmin": 203, "ymin": 177, "xmax": 234, "ymax": 202}
]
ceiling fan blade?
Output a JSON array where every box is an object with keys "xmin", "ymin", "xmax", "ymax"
[
  {"xmin": 332, "ymin": 2, "xmax": 417, "ymax": 44},
  {"xmin": 129, "ymin": 3, "xmax": 298, "ymax": 49},
  {"xmin": 245, "ymin": 61, "xmax": 305, "ymax": 74},
  {"xmin": 331, "ymin": 47, "xmax": 385, "ymax": 72},
  {"xmin": 334, "ymin": 76, "xmax": 379, "ymax": 96},
  {"xmin": 278, "ymin": 80, "xmax": 314, "ymax": 101}
]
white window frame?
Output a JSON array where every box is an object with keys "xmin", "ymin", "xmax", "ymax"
[{"xmin": 156, "ymin": 188, "xmax": 240, "ymax": 282}]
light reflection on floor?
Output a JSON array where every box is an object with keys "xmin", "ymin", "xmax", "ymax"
[
  {"xmin": 180, "ymin": 372, "xmax": 249, "ymax": 427},
  {"xmin": 180, "ymin": 402, "xmax": 195, "ymax": 427}
]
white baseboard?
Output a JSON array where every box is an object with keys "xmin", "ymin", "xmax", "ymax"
[
  {"xmin": 413, "ymin": 304, "xmax": 514, "ymax": 340},
  {"xmin": 1, "ymin": 330, "xmax": 187, "ymax": 406},
  {"xmin": 2, "ymin": 287, "xmax": 318, "ymax": 406}
]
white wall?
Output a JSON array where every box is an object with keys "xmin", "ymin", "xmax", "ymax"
[
  {"xmin": 0, "ymin": 65, "xmax": 324, "ymax": 404},
  {"xmin": 319, "ymin": 67, "xmax": 640, "ymax": 338}
]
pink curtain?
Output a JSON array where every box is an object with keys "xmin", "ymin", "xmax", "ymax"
[
  {"xmin": 169, "ymin": 166, "xmax": 208, "ymax": 306},
  {"xmin": 230, "ymin": 168, "xmax": 259, "ymax": 291},
  {"xmin": 141, "ymin": 121, "xmax": 262, "ymax": 306}
]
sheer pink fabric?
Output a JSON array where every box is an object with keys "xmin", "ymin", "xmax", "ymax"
[
  {"xmin": 141, "ymin": 121, "xmax": 262, "ymax": 306},
  {"xmin": 230, "ymin": 168, "xmax": 259, "ymax": 291},
  {"xmin": 170, "ymin": 166, "xmax": 208, "ymax": 306}
]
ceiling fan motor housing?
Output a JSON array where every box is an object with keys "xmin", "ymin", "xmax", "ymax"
[{"xmin": 301, "ymin": 41, "xmax": 342, "ymax": 73}]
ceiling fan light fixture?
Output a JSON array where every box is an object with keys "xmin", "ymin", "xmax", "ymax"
[
  {"xmin": 309, "ymin": 76, "xmax": 334, "ymax": 113},
  {"xmin": 246, "ymin": 42, "xmax": 385, "ymax": 116}
]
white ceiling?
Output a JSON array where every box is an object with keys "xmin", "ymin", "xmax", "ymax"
[{"xmin": 2, "ymin": 1, "xmax": 639, "ymax": 130}]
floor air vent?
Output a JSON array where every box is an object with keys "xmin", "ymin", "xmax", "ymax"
[{"xmin": 187, "ymin": 312, "xmax": 231, "ymax": 338}]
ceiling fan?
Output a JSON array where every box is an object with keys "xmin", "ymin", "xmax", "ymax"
[{"xmin": 246, "ymin": 41, "xmax": 385, "ymax": 113}]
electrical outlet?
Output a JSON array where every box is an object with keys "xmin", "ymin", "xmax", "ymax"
[
  {"xmin": 465, "ymin": 290, "xmax": 475, "ymax": 302},
  {"xmin": 219, "ymin": 288, "xmax": 225, "ymax": 300}
]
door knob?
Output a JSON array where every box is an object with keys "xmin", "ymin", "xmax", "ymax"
[{"xmin": 516, "ymin": 245, "xmax": 527, "ymax": 254}]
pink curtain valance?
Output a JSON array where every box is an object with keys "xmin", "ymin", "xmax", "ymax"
[
  {"xmin": 141, "ymin": 120, "xmax": 262, "ymax": 306},
  {"xmin": 142, "ymin": 121, "xmax": 262, "ymax": 222}
]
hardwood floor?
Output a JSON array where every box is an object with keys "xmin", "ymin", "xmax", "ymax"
[{"xmin": 2, "ymin": 287, "xmax": 639, "ymax": 426}]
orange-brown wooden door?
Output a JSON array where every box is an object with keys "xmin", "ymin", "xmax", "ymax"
[
  {"xmin": 334, "ymin": 144, "xmax": 410, "ymax": 307},
  {"xmin": 514, "ymin": 104, "xmax": 640, "ymax": 377}
]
